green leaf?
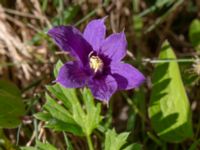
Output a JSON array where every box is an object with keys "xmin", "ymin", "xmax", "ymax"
[
  {"xmin": 35, "ymin": 93, "xmax": 83, "ymax": 136},
  {"xmin": 44, "ymin": 93, "xmax": 74, "ymax": 124},
  {"xmin": 148, "ymin": 41, "xmax": 193, "ymax": 142},
  {"xmin": 104, "ymin": 129, "xmax": 129, "ymax": 150},
  {"xmin": 78, "ymin": 88, "xmax": 102, "ymax": 135},
  {"xmin": 122, "ymin": 143, "xmax": 142, "ymax": 150},
  {"xmin": 189, "ymin": 139, "xmax": 200, "ymax": 150},
  {"xmin": 0, "ymin": 80, "xmax": 21, "ymax": 97},
  {"xmin": 35, "ymin": 60, "xmax": 102, "ymax": 137},
  {"xmin": 34, "ymin": 112, "xmax": 52, "ymax": 122},
  {"xmin": 46, "ymin": 84, "xmax": 76, "ymax": 110},
  {"xmin": 0, "ymin": 80, "xmax": 25, "ymax": 128},
  {"xmin": 189, "ymin": 19, "xmax": 200, "ymax": 51},
  {"xmin": 36, "ymin": 140, "xmax": 57, "ymax": 150},
  {"xmin": 53, "ymin": 60, "xmax": 63, "ymax": 77}
]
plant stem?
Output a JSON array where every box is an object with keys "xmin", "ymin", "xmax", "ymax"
[
  {"xmin": 143, "ymin": 58, "xmax": 196, "ymax": 63},
  {"xmin": 86, "ymin": 135, "xmax": 94, "ymax": 150},
  {"xmin": 147, "ymin": 131, "xmax": 163, "ymax": 146},
  {"xmin": 16, "ymin": 124, "xmax": 22, "ymax": 145},
  {"xmin": 63, "ymin": 132, "xmax": 73, "ymax": 150},
  {"xmin": 74, "ymin": 10, "xmax": 96, "ymax": 27}
]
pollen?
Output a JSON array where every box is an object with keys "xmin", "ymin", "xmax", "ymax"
[{"xmin": 89, "ymin": 55, "xmax": 104, "ymax": 73}]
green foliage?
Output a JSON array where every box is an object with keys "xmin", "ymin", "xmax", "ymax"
[
  {"xmin": 133, "ymin": 16, "xmax": 143, "ymax": 40},
  {"xmin": 52, "ymin": 5, "xmax": 79, "ymax": 26},
  {"xmin": 21, "ymin": 140, "xmax": 57, "ymax": 150},
  {"xmin": 2, "ymin": 0, "xmax": 200, "ymax": 149},
  {"xmin": 148, "ymin": 41, "xmax": 193, "ymax": 142},
  {"xmin": 122, "ymin": 143, "xmax": 142, "ymax": 150},
  {"xmin": 189, "ymin": 19, "xmax": 200, "ymax": 51},
  {"xmin": 0, "ymin": 80, "xmax": 21, "ymax": 96},
  {"xmin": 140, "ymin": 0, "xmax": 179, "ymax": 17},
  {"xmin": 104, "ymin": 129, "xmax": 129, "ymax": 150},
  {"xmin": 189, "ymin": 139, "xmax": 200, "ymax": 150},
  {"xmin": 0, "ymin": 80, "xmax": 25, "ymax": 128},
  {"xmin": 35, "ymin": 141, "xmax": 57, "ymax": 150},
  {"xmin": 104, "ymin": 129, "xmax": 142, "ymax": 150},
  {"xmin": 35, "ymin": 60, "xmax": 102, "ymax": 137}
]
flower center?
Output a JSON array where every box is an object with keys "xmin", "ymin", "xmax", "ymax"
[{"xmin": 89, "ymin": 55, "xmax": 104, "ymax": 73}]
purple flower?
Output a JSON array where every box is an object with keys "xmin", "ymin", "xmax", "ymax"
[{"xmin": 48, "ymin": 18, "xmax": 145, "ymax": 102}]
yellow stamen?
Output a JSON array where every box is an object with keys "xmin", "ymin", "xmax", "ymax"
[{"xmin": 89, "ymin": 55, "xmax": 104, "ymax": 73}]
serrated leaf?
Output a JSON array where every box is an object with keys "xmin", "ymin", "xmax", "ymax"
[
  {"xmin": 80, "ymin": 88, "xmax": 102, "ymax": 135},
  {"xmin": 36, "ymin": 60, "xmax": 102, "ymax": 138},
  {"xmin": 46, "ymin": 84, "xmax": 75, "ymax": 110},
  {"xmin": 0, "ymin": 80, "xmax": 25, "ymax": 128},
  {"xmin": 34, "ymin": 112, "xmax": 81, "ymax": 133},
  {"xmin": 35, "ymin": 94, "xmax": 83, "ymax": 136},
  {"xmin": 104, "ymin": 129, "xmax": 129, "ymax": 150},
  {"xmin": 45, "ymin": 118, "xmax": 83, "ymax": 135},
  {"xmin": 148, "ymin": 41, "xmax": 193, "ymax": 142},
  {"xmin": 189, "ymin": 19, "xmax": 200, "ymax": 51},
  {"xmin": 44, "ymin": 93, "xmax": 74, "ymax": 124}
]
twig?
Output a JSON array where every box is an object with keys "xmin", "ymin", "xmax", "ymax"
[{"xmin": 26, "ymin": 122, "xmax": 43, "ymax": 146}]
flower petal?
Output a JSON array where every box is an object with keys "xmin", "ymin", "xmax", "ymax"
[
  {"xmin": 56, "ymin": 61, "xmax": 90, "ymax": 88},
  {"xmin": 83, "ymin": 18, "xmax": 106, "ymax": 51},
  {"xmin": 110, "ymin": 62, "xmax": 145, "ymax": 90},
  {"xmin": 100, "ymin": 32, "xmax": 127, "ymax": 61},
  {"xmin": 48, "ymin": 26, "xmax": 92, "ymax": 65},
  {"xmin": 88, "ymin": 75, "xmax": 117, "ymax": 101}
]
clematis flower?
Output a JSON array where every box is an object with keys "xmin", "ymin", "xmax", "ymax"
[{"xmin": 48, "ymin": 18, "xmax": 145, "ymax": 102}]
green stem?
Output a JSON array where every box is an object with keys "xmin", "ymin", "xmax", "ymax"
[
  {"xmin": 63, "ymin": 132, "xmax": 73, "ymax": 150},
  {"xmin": 143, "ymin": 58, "xmax": 196, "ymax": 63},
  {"xmin": 74, "ymin": 1, "xmax": 109, "ymax": 27},
  {"xmin": 86, "ymin": 135, "xmax": 94, "ymax": 150},
  {"xmin": 147, "ymin": 131, "xmax": 163, "ymax": 146},
  {"xmin": 16, "ymin": 124, "xmax": 22, "ymax": 145},
  {"xmin": 74, "ymin": 10, "xmax": 96, "ymax": 27}
]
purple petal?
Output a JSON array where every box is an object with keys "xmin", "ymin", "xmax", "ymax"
[
  {"xmin": 48, "ymin": 26, "xmax": 92, "ymax": 65},
  {"xmin": 88, "ymin": 75, "xmax": 117, "ymax": 101},
  {"xmin": 110, "ymin": 62, "xmax": 145, "ymax": 90},
  {"xmin": 83, "ymin": 18, "xmax": 106, "ymax": 52},
  {"xmin": 56, "ymin": 61, "xmax": 90, "ymax": 88},
  {"xmin": 100, "ymin": 32, "xmax": 127, "ymax": 61}
]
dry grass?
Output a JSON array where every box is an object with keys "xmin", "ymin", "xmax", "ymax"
[{"xmin": 0, "ymin": 0, "xmax": 52, "ymax": 84}]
